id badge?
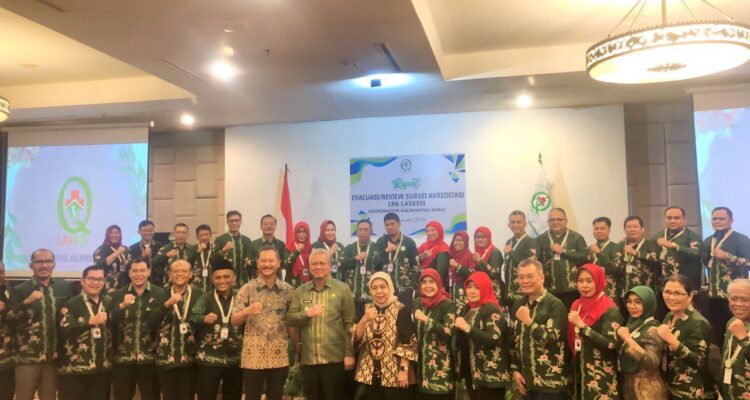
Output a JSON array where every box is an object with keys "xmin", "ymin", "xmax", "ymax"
[
  {"xmin": 626, "ymin": 264, "xmax": 635, "ymax": 274},
  {"xmin": 202, "ymin": 268, "xmax": 208, "ymax": 278},
  {"xmin": 179, "ymin": 322, "xmax": 188, "ymax": 335},
  {"xmin": 724, "ymin": 367, "xmax": 732, "ymax": 385},
  {"xmin": 553, "ymin": 254, "xmax": 561, "ymax": 261},
  {"xmin": 574, "ymin": 338, "xmax": 582, "ymax": 352},
  {"xmin": 220, "ymin": 326, "xmax": 229, "ymax": 340},
  {"xmin": 387, "ymin": 263, "xmax": 394, "ymax": 273},
  {"xmin": 91, "ymin": 327, "xmax": 102, "ymax": 339},
  {"xmin": 120, "ymin": 264, "xmax": 126, "ymax": 272},
  {"xmin": 331, "ymin": 263, "xmax": 338, "ymax": 273},
  {"xmin": 303, "ymin": 268, "xmax": 309, "ymax": 276},
  {"xmin": 360, "ymin": 266, "xmax": 367, "ymax": 275}
]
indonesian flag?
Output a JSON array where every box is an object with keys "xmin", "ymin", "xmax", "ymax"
[
  {"xmin": 528, "ymin": 153, "xmax": 552, "ymax": 237},
  {"xmin": 281, "ymin": 164, "xmax": 294, "ymax": 245}
]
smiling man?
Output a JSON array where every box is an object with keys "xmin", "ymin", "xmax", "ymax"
[
  {"xmin": 374, "ymin": 213, "xmax": 420, "ymax": 304},
  {"xmin": 109, "ymin": 259, "xmax": 168, "ymax": 400},
  {"xmin": 536, "ymin": 207, "xmax": 588, "ymax": 310},
  {"xmin": 700, "ymin": 207, "xmax": 750, "ymax": 343},
  {"xmin": 58, "ymin": 266, "xmax": 113, "ymax": 400},
  {"xmin": 652, "ymin": 206, "xmax": 702, "ymax": 318},
  {"xmin": 195, "ymin": 258, "xmax": 243, "ymax": 400},
  {"xmin": 128, "ymin": 220, "xmax": 164, "ymax": 286},
  {"xmin": 721, "ymin": 278, "xmax": 750, "ymax": 399},
  {"xmin": 10, "ymin": 248, "xmax": 72, "ymax": 400},
  {"xmin": 155, "ymin": 259, "xmax": 206, "ymax": 400},
  {"xmin": 509, "ymin": 258, "xmax": 568, "ymax": 400},
  {"xmin": 213, "ymin": 211, "xmax": 253, "ymax": 286},
  {"xmin": 232, "ymin": 246, "xmax": 294, "ymax": 400},
  {"xmin": 154, "ymin": 223, "xmax": 197, "ymax": 286},
  {"xmin": 287, "ymin": 248, "xmax": 356, "ymax": 400}
]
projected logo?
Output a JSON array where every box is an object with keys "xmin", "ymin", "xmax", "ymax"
[
  {"xmin": 57, "ymin": 177, "xmax": 92, "ymax": 234},
  {"xmin": 531, "ymin": 191, "xmax": 551, "ymax": 214}
]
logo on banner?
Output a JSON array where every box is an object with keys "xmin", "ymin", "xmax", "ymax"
[
  {"xmin": 400, "ymin": 159, "xmax": 412, "ymax": 172},
  {"xmin": 531, "ymin": 191, "xmax": 551, "ymax": 215},
  {"xmin": 57, "ymin": 177, "xmax": 92, "ymax": 234}
]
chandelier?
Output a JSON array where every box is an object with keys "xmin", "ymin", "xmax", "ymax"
[
  {"xmin": 586, "ymin": 0, "xmax": 750, "ymax": 84},
  {"xmin": 0, "ymin": 97, "xmax": 8, "ymax": 123}
]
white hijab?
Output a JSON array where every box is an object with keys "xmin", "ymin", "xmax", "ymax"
[{"xmin": 369, "ymin": 271, "xmax": 397, "ymax": 308}]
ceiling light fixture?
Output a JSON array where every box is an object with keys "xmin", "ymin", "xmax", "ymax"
[
  {"xmin": 353, "ymin": 73, "xmax": 411, "ymax": 89},
  {"xmin": 516, "ymin": 93, "xmax": 533, "ymax": 108},
  {"xmin": 180, "ymin": 113, "xmax": 195, "ymax": 127},
  {"xmin": 210, "ymin": 59, "xmax": 236, "ymax": 81},
  {"xmin": 0, "ymin": 97, "xmax": 9, "ymax": 123},
  {"xmin": 586, "ymin": 0, "xmax": 750, "ymax": 84}
]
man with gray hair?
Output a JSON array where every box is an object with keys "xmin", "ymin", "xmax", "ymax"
[
  {"xmin": 720, "ymin": 278, "xmax": 750, "ymax": 399},
  {"xmin": 502, "ymin": 210, "xmax": 538, "ymax": 305},
  {"xmin": 287, "ymin": 248, "xmax": 356, "ymax": 400},
  {"xmin": 509, "ymin": 258, "xmax": 568, "ymax": 399},
  {"xmin": 9, "ymin": 249, "xmax": 72, "ymax": 400}
]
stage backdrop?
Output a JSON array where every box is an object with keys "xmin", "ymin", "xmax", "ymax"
[
  {"xmin": 350, "ymin": 154, "xmax": 466, "ymax": 236},
  {"xmin": 225, "ymin": 106, "xmax": 629, "ymax": 245}
]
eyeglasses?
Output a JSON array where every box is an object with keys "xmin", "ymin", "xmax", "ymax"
[
  {"xmin": 516, "ymin": 275, "xmax": 538, "ymax": 282},
  {"xmin": 32, "ymin": 259, "xmax": 54, "ymax": 265},
  {"xmin": 84, "ymin": 277, "xmax": 106, "ymax": 283},
  {"xmin": 663, "ymin": 290, "xmax": 689, "ymax": 298},
  {"xmin": 729, "ymin": 296, "xmax": 750, "ymax": 304},
  {"xmin": 547, "ymin": 218, "xmax": 565, "ymax": 223}
]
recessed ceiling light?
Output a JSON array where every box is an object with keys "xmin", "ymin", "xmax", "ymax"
[
  {"xmin": 180, "ymin": 113, "xmax": 195, "ymax": 127},
  {"xmin": 210, "ymin": 60, "xmax": 236, "ymax": 81},
  {"xmin": 353, "ymin": 73, "xmax": 411, "ymax": 89},
  {"xmin": 149, "ymin": 120, "xmax": 155, "ymax": 128},
  {"xmin": 516, "ymin": 93, "xmax": 533, "ymax": 108},
  {"xmin": 223, "ymin": 46, "xmax": 235, "ymax": 57}
]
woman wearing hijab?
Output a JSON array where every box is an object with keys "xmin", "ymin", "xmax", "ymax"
[
  {"xmin": 455, "ymin": 271, "xmax": 509, "ymax": 400},
  {"xmin": 287, "ymin": 222, "xmax": 312, "ymax": 288},
  {"xmin": 472, "ymin": 227, "xmax": 504, "ymax": 301},
  {"xmin": 655, "ymin": 274, "xmax": 715, "ymax": 400},
  {"xmin": 93, "ymin": 224, "xmax": 132, "ymax": 291},
  {"xmin": 448, "ymin": 231, "xmax": 477, "ymax": 308},
  {"xmin": 353, "ymin": 272, "xmax": 417, "ymax": 400},
  {"xmin": 567, "ymin": 263, "xmax": 622, "ymax": 399},
  {"xmin": 312, "ymin": 220, "xmax": 346, "ymax": 283},
  {"xmin": 417, "ymin": 221, "xmax": 451, "ymax": 287},
  {"xmin": 413, "ymin": 269, "xmax": 456, "ymax": 399},
  {"xmin": 616, "ymin": 286, "xmax": 668, "ymax": 400}
]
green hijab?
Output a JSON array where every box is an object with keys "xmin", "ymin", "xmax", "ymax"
[{"xmin": 619, "ymin": 286, "xmax": 659, "ymax": 374}]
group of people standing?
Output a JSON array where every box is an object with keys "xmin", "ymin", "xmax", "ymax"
[{"xmin": 0, "ymin": 205, "xmax": 749, "ymax": 400}]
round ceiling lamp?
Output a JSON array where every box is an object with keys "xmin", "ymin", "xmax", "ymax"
[
  {"xmin": 0, "ymin": 97, "xmax": 9, "ymax": 123},
  {"xmin": 586, "ymin": 0, "xmax": 750, "ymax": 84}
]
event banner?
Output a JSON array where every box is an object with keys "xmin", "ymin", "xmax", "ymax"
[
  {"xmin": 3, "ymin": 143, "xmax": 148, "ymax": 276},
  {"xmin": 350, "ymin": 154, "xmax": 466, "ymax": 237}
]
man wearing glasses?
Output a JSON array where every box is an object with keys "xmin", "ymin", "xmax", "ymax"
[
  {"xmin": 58, "ymin": 266, "xmax": 112, "ymax": 400},
  {"xmin": 536, "ymin": 208, "xmax": 588, "ymax": 310},
  {"xmin": 9, "ymin": 249, "xmax": 72, "ymax": 400},
  {"xmin": 214, "ymin": 211, "xmax": 254, "ymax": 286}
]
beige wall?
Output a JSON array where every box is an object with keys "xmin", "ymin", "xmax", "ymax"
[
  {"xmin": 624, "ymin": 100, "xmax": 702, "ymax": 236},
  {"xmin": 147, "ymin": 103, "xmax": 700, "ymax": 244},
  {"xmin": 148, "ymin": 129, "xmax": 225, "ymax": 242}
]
